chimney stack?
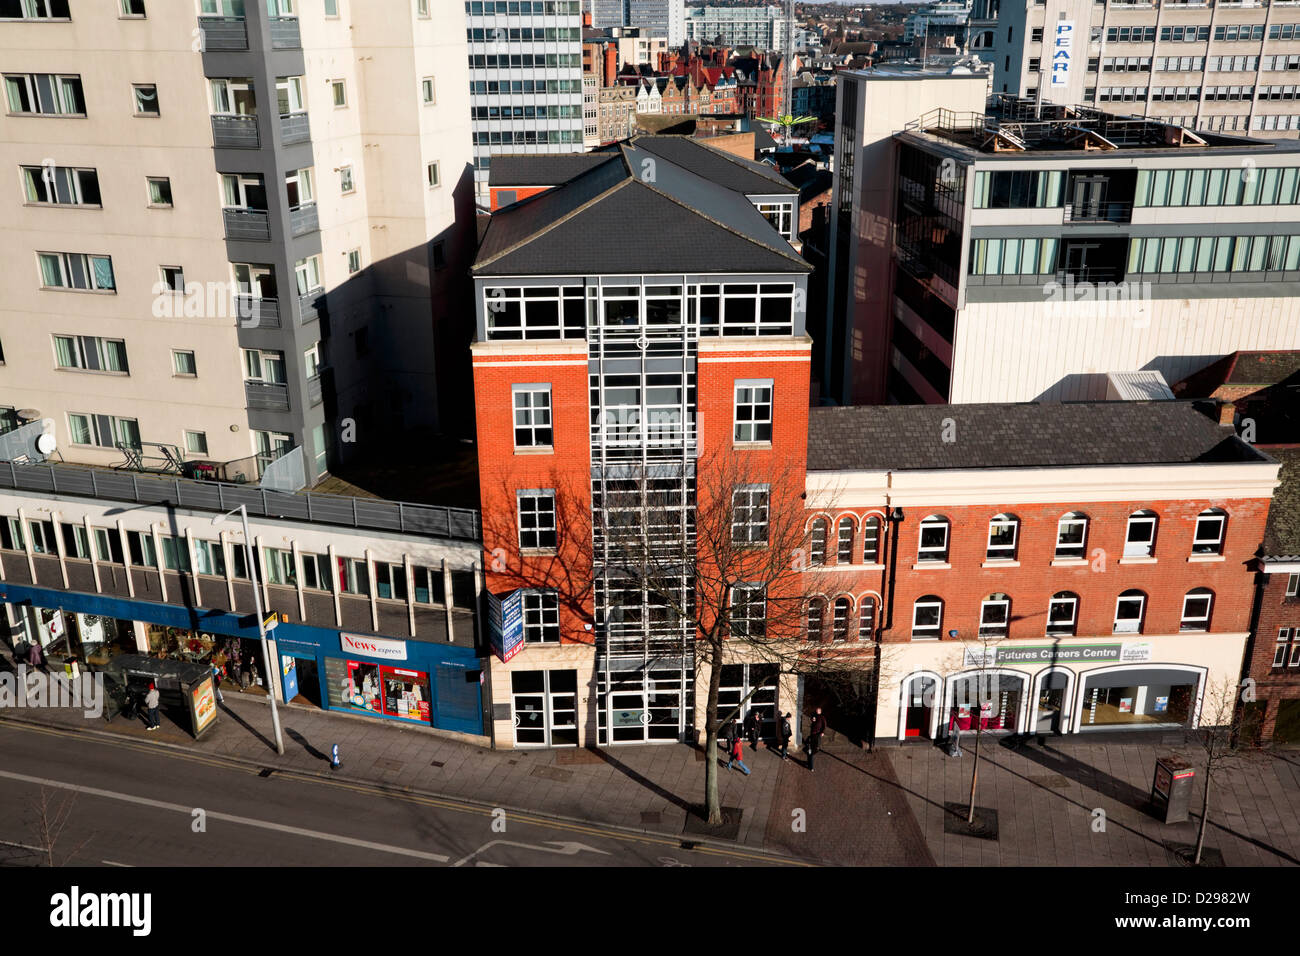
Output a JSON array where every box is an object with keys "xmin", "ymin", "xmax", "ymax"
[
  {"xmin": 1218, "ymin": 400, "xmax": 1237, "ymax": 427},
  {"xmin": 604, "ymin": 43, "xmax": 618, "ymax": 87}
]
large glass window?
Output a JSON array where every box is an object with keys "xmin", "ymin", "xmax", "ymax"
[
  {"xmin": 918, "ymin": 515, "xmax": 949, "ymax": 563},
  {"xmin": 1114, "ymin": 589, "xmax": 1147, "ymax": 634},
  {"xmin": 1124, "ymin": 511, "xmax": 1157, "ymax": 558},
  {"xmin": 523, "ymin": 590, "xmax": 560, "ymax": 643},
  {"xmin": 1180, "ymin": 588, "xmax": 1213, "ymax": 631},
  {"xmin": 1055, "ymin": 512, "xmax": 1088, "ymax": 559},
  {"xmin": 1047, "ymin": 592, "xmax": 1078, "ymax": 636},
  {"xmin": 1192, "ymin": 509, "xmax": 1226, "ymax": 555},
  {"xmin": 733, "ymin": 379, "xmax": 773, "ymax": 443},
  {"xmin": 912, "ymin": 596, "xmax": 942, "ymax": 639},
  {"xmin": 1081, "ymin": 671, "xmax": 1198, "ymax": 726},
  {"xmin": 732, "ymin": 486, "xmax": 770, "ymax": 545},
  {"xmin": 808, "ymin": 517, "xmax": 827, "ymax": 566},
  {"xmin": 512, "ymin": 384, "xmax": 553, "ymax": 448},
  {"xmin": 979, "ymin": 593, "xmax": 1010, "ymax": 637},
  {"xmin": 986, "ymin": 514, "xmax": 1018, "ymax": 561},
  {"xmin": 517, "ymin": 490, "xmax": 557, "ymax": 550}
]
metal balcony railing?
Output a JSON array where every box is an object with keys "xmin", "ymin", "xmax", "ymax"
[
  {"xmin": 198, "ymin": 16, "xmax": 248, "ymax": 51},
  {"xmin": 223, "ymin": 208, "xmax": 271, "ymax": 241},
  {"xmin": 307, "ymin": 374, "xmax": 323, "ymax": 406},
  {"xmin": 211, "ymin": 114, "xmax": 260, "ymax": 149},
  {"xmin": 279, "ymin": 111, "xmax": 310, "ymax": 144},
  {"xmin": 234, "ymin": 296, "xmax": 281, "ymax": 330},
  {"xmin": 289, "ymin": 202, "xmax": 318, "ymax": 236},
  {"xmin": 245, "ymin": 380, "xmax": 290, "ymax": 411},
  {"xmin": 298, "ymin": 288, "xmax": 324, "ymax": 323},
  {"xmin": 269, "ymin": 16, "xmax": 300, "ymax": 49},
  {"xmin": 0, "ymin": 459, "xmax": 481, "ymax": 541},
  {"xmin": 1064, "ymin": 201, "xmax": 1133, "ymax": 223}
]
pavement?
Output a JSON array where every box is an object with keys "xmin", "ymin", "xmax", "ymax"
[{"xmin": 3, "ymin": 648, "xmax": 1298, "ymax": 866}]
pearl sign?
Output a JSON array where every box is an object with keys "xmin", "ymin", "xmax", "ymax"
[{"xmin": 1051, "ymin": 20, "xmax": 1074, "ymax": 87}]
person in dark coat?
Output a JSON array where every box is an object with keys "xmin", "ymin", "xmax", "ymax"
[
  {"xmin": 806, "ymin": 707, "xmax": 827, "ymax": 772},
  {"xmin": 26, "ymin": 640, "xmax": 43, "ymax": 672},
  {"xmin": 778, "ymin": 712, "xmax": 793, "ymax": 760},
  {"xmin": 743, "ymin": 709, "xmax": 760, "ymax": 750}
]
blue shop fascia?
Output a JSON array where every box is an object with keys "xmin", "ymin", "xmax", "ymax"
[{"xmin": 0, "ymin": 582, "xmax": 484, "ymax": 736}]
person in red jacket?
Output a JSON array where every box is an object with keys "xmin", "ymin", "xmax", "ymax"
[{"xmin": 727, "ymin": 734, "xmax": 751, "ymax": 776}]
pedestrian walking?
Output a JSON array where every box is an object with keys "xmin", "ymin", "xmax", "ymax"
[
  {"xmin": 806, "ymin": 707, "xmax": 827, "ymax": 772},
  {"xmin": 26, "ymin": 640, "xmax": 43, "ymax": 672},
  {"xmin": 743, "ymin": 709, "xmax": 761, "ymax": 750},
  {"xmin": 726, "ymin": 734, "xmax": 751, "ymax": 775},
  {"xmin": 144, "ymin": 682, "xmax": 161, "ymax": 731},
  {"xmin": 778, "ymin": 712, "xmax": 793, "ymax": 760},
  {"xmin": 210, "ymin": 660, "xmax": 225, "ymax": 705}
]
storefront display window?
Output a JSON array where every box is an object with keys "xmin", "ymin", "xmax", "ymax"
[
  {"xmin": 1082, "ymin": 670, "xmax": 1197, "ymax": 726},
  {"xmin": 949, "ymin": 673, "xmax": 1024, "ymax": 732},
  {"xmin": 381, "ymin": 666, "xmax": 430, "ymax": 723}
]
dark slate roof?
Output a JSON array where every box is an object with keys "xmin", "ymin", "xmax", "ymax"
[
  {"xmin": 1262, "ymin": 446, "xmax": 1300, "ymax": 559},
  {"xmin": 1227, "ymin": 350, "xmax": 1300, "ymax": 385},
  {"xmin": 806, "ymin": 401, "xmax": 1272, "ymax": 472},
  {"xmin": 474, "ymin": 140, "xmax": 810, "ymax": 276},
  {"xmin": 488, "ymin": 152, "xmax": 616, "ymax": 187},
  {"xmin": 629, "ymin": 135, "xmax": 798, "ymax": 194}
]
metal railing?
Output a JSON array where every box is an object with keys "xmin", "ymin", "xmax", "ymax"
[
  {"xmin": 234, "ymin": 296, "xmax": 281, "ymax": 330},
  {"xmin": 299, "ymin": 288, "xmax": 325, "ymax": 323},
  {"xmin": 289, "ymin": 202, "xmax": 318, "ymax": 237},
  {"xmin": 269, "ymin": 16, "xmax": 301, "ymax": 49},
  {"xmin": 245, "ymin": 381, "xmax": 290, "ymax": 411},
  {"xmin": 198, "ymin": 16, "xmax": 248, "ymax": 51},
  {"xmin": 211, "ymin": 114, "xmax": 260, "ymax": 149},
  {"xmin": 0, "ymin": 459, "xmax": 481, "ymax": 542},
  {"xmin": 279, "ymin": 111, "xmax": 310, "ymax": 145},
  {"xmin": 307, "ymin": 374, "xmax": 323, "ymax": 406},
  {"xmin": 223, "ymin": 207, "xmax": 271, "ymax": 241},
  {"xmin": 1064, "ymin": 201, "xmax": 1133, "ymax": 223}
]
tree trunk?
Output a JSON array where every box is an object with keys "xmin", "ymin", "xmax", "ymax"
[
  {"xmin": 1195, "ymin": 763, "xmax": 1212, "ymax": 865},
  {"xmin": 967, "ymin": 724, "xmax": 981, "ymax": 825},
  {"xmin": 704, "ymin": 640, "xmax": 724, "ymax": 825}
]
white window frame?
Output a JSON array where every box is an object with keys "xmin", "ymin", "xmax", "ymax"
[
  {"xmin": 346, "ymin": 248, "xmax": 361, "ymax": 274},
  {"xmin": 53, "ymin": 334, "xmax": 128, "ymax": 373},
  {"xmin": 222, "ymin": 172, "xmax": 266, "ymax": 211},
  {"xmin": 979, "ymin": 594, "xmax": 1010, "ymax": 637},
  {"xmin": 209, "ymin": 77, "xmax": 255, "ymax": 116},
  {"xmin": 1192, "ymin": 510, "xmax": 1226, "ymax": 555},
  {"xmin": 522, "ymin": 589, "xmax": 560, "ymax": 643},
  {"xmin": 836, "ymin": 516, "xmax": 854, "ymax": 564},
  {"xmin": 132, "ymin": 83, "xmax": 160, "ymax": 116},
  {"xmin": 512, "ymin": 384, "xmax": 553, "ymax": 450},
  {"xmin": 808, "ymin": 517, "xmax": 827, "ymax": 566},
  {"xmin": 1114, "ymin": 591, "xmax": 1146, "ymax": 634},
  {"xmin": 294, "ymin": 255, "xmax": 322, "ymax": 295},
  {"xmin": 185, "ymin": 430, "xmax": 208, "ymax": 455},
  {"xmin": 806, "ymin": 597, "xmax": 825, "ymax": 641},
  {"xmin": 67, "ymin": 412, "xmax": 140, "ymax": 449},
  {"xmin": 912, "ymin": 596, "xmax": 943, "ymax": 640},
  {"xmin": 299, "ymin": 552, "xmax": 331, "ymax": 591},
  {"xmin": 417, "ymin": 0, "xmax": 429, "ymax": 17},
  {"xmin": 276, "ymin": 75, "xmax": 305, "ymax": 114},
  {"xmin": 1055, "ymin": 513, "xmax": 1088, "ymax": 559},
  {"xmin": 339, "ymin": 165, "xmax": 355, "ymax": 194},
  {"xmin": 426, "ymin": 161, "xmax": 441, "ymax": 188},
  {"xmin": 324, "ymin": 0, "xmax": 339, "ymax": 16},
  {"xmin": 243, "ymin": 348, "xmax": 286, "ymax": 384},
  {"xmin": 1180, "ymin": 589, "xmax": 1213, "ymax": 631},
  {"xmin": 147, "ymin": 176, "xmax": 173, "ymax": 207},
  {"xmin": 918, "ymin": 516, "xmax": 949, "ymax": 563},
  {"xmin": 986, "ymin": 514, "xmax": 1019, "ymax": 560},
  {"xmin": 730, "ymin": 583, "xmax": 766, "ymax": 638},
  {"xmin": 22, "ymin": 165, "xmax": 100, "ymax": 207},
  {"xmin": 858, "ymin": 596, "xmax": 876, "ymax": 639},
  {"xmin": 731, "ymin": 485, "xmax": 770, "ymax": 545},
  {"xmin": 331, "ymin": 80, "xmax": 347, "ymax": 108},
  {"xmin": 160, "ymin": 265, "xmax": 185, "ymax": 293},
  {"xmin": 1124, "ymin": 512, "xmax": 1158, "ymax": 558},
  {"xmin": 1288, "ymin": 572, "xmax": 1299, "ymax": 598},
  {"xmin": 517, "ymin": 490, "xmax": 557, "ymax": 551},
  {"xmin": 1047, "ymin": 592, "xmax": 1078, "ymax": 636},
  {"xmin": 285, "ymin": 167, "xmax": 314, "ymax": 209},
  {"xmin": 733, "ymin": 379, "xmax": 773, "ymax": 443},
  {"xmin": 4, "ymin": 73, "xmax": 84, "ymax": 115},
  {"xmin": 831, "ymin": 597, "xmax": 851, "ymax": 641},
  {"xmin": 304, "ymin": 342, "xmax": 321, "ymax": 380},
  {"xmin": 38, "ymin": 252, "xmax": 115, "ymax": 291},
  {"xmin": 422, "ymin": 76, "xmax": 436, "ymax": 104},
  {"xmin": 862, "ymin": 516, "xmax": 880, "ymax": 563}
]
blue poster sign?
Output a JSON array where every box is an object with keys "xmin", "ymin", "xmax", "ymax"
[
  {"xmin": 281, "ymin": 655, "xmax": 299, "ymax": 703},
  {"xmin": 488, "ymin": 589, "xmax": 525, "ymax": 663}
]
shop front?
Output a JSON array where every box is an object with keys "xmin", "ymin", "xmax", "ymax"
[
  {"xmin": 7, "ymin": 604, "xmax": 138, "ymax": 667},
  {"xmin": 883, "ymin": 633, "xmax": 1244, "ymax": 742},
  {"xmin": 0, "ymin": 582, "xmax": 486, "ymax": 738}
]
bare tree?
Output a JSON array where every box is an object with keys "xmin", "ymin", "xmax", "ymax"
[
  {"xmin": 1189, "ymin": 676, "xmax": 1248, "ymax": 865},
  {"xmin": 944, "ymin": 629, "xmax": 1010, "ymax": 826},
  {"xmin": 28, "ymin": 788, "xmax": 90, "ymax": 867}
]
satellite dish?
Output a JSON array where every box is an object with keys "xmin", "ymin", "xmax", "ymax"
[
  {"xmin": 36, "ymin": 434, "xmax": 57, "ymax": 455},
  {"xmin": 16, "ymin": 409, "xmax": 42, "ymax": 423}
]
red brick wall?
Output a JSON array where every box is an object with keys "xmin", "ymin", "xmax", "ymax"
[
  {"xmin": 473, "ymin": 351, "xmax": 594, "ymax": 642},
  {"xmin": 871, "ymin": 497, "xmax": 1270, "ymax": 644},
  {"xmin": 1245, "ymin": 570, "xmax": 1300, "ymax": 739}
]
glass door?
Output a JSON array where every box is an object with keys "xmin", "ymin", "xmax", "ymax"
[
  {"xmin": 548, "ymin": 670, "xmax": 578, "ymax": 747},
  {"xmin": 512, "ymin": 670, "xmax": 578, "ymax": 747}
]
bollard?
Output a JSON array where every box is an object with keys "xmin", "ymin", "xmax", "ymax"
[{"xmin": 331, "ymin": 744, "xmax": 341, "ymax": 770}]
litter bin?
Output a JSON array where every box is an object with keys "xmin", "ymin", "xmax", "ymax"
[
  {"xmin": 104, "ymin": 654, "xmax": 219, "ymax": 740},
  {"xmin": 1151, "ymin": 756, "xmax": 1196, "ymax": 824}
]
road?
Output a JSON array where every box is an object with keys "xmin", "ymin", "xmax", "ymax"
[{"xmin": 0, "ymin": 722, "xmax": 804, "ymax": 868}]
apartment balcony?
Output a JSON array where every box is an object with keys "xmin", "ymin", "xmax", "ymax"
[
  {"xmin": 234, "ymin": 296, "xmax": 281, "ymax": 330},
  {"xmin": 269, "ymin": 16, "xmax": 301, "ymax": 49},
  {"xmin": 211, "ymin": 114, "xmax": 260, "ymax": 149},
  {"xmin": 1064, "ymin": 201, "xmax": 1133, "ymax": 224},
  {"xmin": 244, "ymin": 381, "xmax": 290, "ymax": 412},
  {"xmin": 307, "ymin": 373, "xmax": 324, "ymax": 406},
  {"xmin": 198, "ymin": 16, "xmax": 248, "ymax": 51},
  {"xmin": 279, "ymin": 111, "xmax": 310, "ymax": 145},
  {"xmin": 223, "ymin": 208, "xmax": 271, "ymax": 241},
  {"xmin": 289, "ymin": 202, "xmax": 318, "ymax": 237},
  {"xmin": 298, "ymin": 287, "xmax": 325, "ymax": 324}
]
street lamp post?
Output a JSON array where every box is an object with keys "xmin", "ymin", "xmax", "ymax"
[{"xmin": 213, "ymin": 505, "xmax": 284, "ymax": 755}]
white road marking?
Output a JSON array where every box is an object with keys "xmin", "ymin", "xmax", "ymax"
[
  {"xmin": 452, "ymin": 839, "xmax": 611, "ymax": 867},
  {"xmin": 0, "ymin": 769, "xmax": 449, "ymax": 864},
  {"xmin": 101, "ymin": 860, "xmax": 134, "ymax": 867},
  {"xmin": 0, "ymin": 839, "xmax": 44, "ymax": 852}
]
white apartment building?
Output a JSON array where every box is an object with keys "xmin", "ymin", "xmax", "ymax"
[
  {"xmin": 0, "ymin": 0, "xmax": 472, "ymax": 479},
  {"xmin": 976, "ymin": 0, "xmax": 1300, "ymax": 137},
  {"xmin": 464, "ymin": 0, "xmax": 585, "ymax": 206},
  {"xmin": 683, "ymin": 4, "xmax": 789, "ymax": 51}
]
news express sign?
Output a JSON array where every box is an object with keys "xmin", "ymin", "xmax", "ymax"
[
  {"xmin": 1051, "ymin": 20, "xmax": 1074, "ymax": 87},
  {"xmin": 488, "ymin": 589, "xmax": 525, "ymax": 664}
]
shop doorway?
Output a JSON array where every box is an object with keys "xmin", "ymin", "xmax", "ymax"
[
  {"xmin": 292, "ymin": 657, "xmax": 321, "ymax": 707},
  {"xmin": 718, "ymin": 663, "xmax": 779, "ymax": 742},
  {"xmin": 511, "ymin": 670, "xmax": 578, "ymax": 748},
  {"xmin": 903, "ymin": 675, "xmax": 936, "ymax": 739},
  {"xmin": 1035, "ymin": 671, "xmax": 1070, "ymax": 735},
  {"xmin": 598, "ymin": 665, "xmax": 689, "ymax": 745},
  {"xmin": 948, "ymin": 671, "xmax": 1026, "ymax": 733}
]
